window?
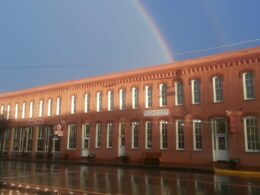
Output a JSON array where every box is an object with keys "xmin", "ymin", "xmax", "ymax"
[
  {"xmin": 15, "ymin": 103, "xmax": 19, "ymax": 119},
  {"xmin": 67, "ymin": 124, "xmax": 77, "ymax": 149},
  {"xmin": 37, "ymin": 126, "xmax": 52, "ymax": 152},
  {"xmin": 0, "ymin": 105, "xmax": 4, "ymax": 115},
  {"xmin": 71, "ymin": 95, "xmax": 76, "ymax": 114},
  {"xmin": 39, "ymin": 100, "xmax": 44, "ymax": 117},
  {"xmin": 84, "ymin": 94, "xmax": 90, "ymax": 113},
  {"xmin": 7, "ymin": 104, "xmax": 11, "ymax": 119},
  {"xmin": 96, "ymin": 123, "xmax": 102, "ymax": 148},
  {"xmin": 29, "ymin": 101, "xmax": 34, "ymax": 118},
  {"xmin": 132, "ymin": 87, "xmax": 139, "ymax": 109},
  {"xmin": 119, "ymin": 89, "xmax": 126, "ymax": 110},
  {"xmin": 160, "ymin": 121, "xmax": 168, "ymax": 149},
  {"xmin": 22, "ymin": 102, "xmax": 26, "ymax": 119},
  {"xmin": 213, "ymin": 77, "xmax": 224, "ymax": 103},
  {"xmin": 132, "ymin": 122, "xmax": 139, "ymax": 148},
  {"xmin": 160, "ymin": 84, "xmax": 167, "ymax": 107},
  {"xmin": 176, "ymin": 120, "xmax": 184, "ymax": 150},
  {"xmin": 13, "ymin": 127, "xmax": 22, "ymax": 151},
  {"xmin": 96, "ymin": 92, "xmax": 102, "ymax": 112},
  {"xmin": 119, "ymin": 122, "xmax": 126, "ymax": 147},
  {"xmin": 56, "ymin": 97, "xmax": 61, "ymax": 115},
  {"xmin": 193, "ymin": 120, "xmax": 202, "ymax": 150},
  {"xmin": 244, "ymin": 117, "xmax": 260, "ymax": 152},
  {"xmin": 243, "ymin": 72, "xmax": 255, "ymax": 100},
  {"xmin": 82, "ymin": 124, "xmax": 91, "ymax": 149},
  {"xmin": 191, "ymin": 80, "xmax": 201, "ymax": 104},
  {"xmin": 107, "ymin": 123, "xmax": 113, "ymax": 148},
  {"xmin": 175, "ymin": 82, "xmax": 184, "ymax": 105},
  {"xmin": 145, "ymin": 86, "xmax": 152, "ymax": 108},
  {"xmin": 47, "ymin": 98, "xmax": 52, "ymax": 116},
  {"xmin": 145, "ymin": 121, "xmax": 153, "ymax": 149},
  {"xmin": 107, "ymin": 91, "xmax": 114, "ymax": 111},
  {"xmin": 0, "ymin": 128, "xmax": 10, "ymax": 151}
]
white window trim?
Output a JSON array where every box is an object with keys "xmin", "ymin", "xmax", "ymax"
[
  {"xmin": 131, "ymin": 122, "xmax": 139, "ymax": 149},
  {"xmin": 145, "ymin": 121, "xmax": 152, "ymax": 149},
  {"xmin": 193, "ymin": 120, "xmax": 203, "ymax": 151},
  {"xmin": 29, "ymin": 101, "xmax": 34, "ymax": 118},
  {"xmin": 213, "ymin": 76, "xmax": 223, "ymax": 103},
  {"xmin": 145, "ymin": 86, "xmax": 152, "ymax": 108},
  {"xmin": 132, "ymin": 87, "xmax": 138, "ymax": 109},
  {"xmin": 106, "ymin": 123, "xmax": 113, "ymax": 148},
  {"xmin": 7, "ymin": 104, "xmax": 10, "ymax": 119},
  {"xmin": 0, "ymin": 105, "xmax": 4, "ymax": 115},
  {"xmin": 95, "ymin": 123, "xmax": 102, "ymax": 148},
  {"xmin": 56, "ymin": 97, "xmax": 61, "ymax": 115},
  {"xmin": 71, "ymin": 96, "xmax": 76, "ymax": 114},
  {"xmin": 47, "ymin": 99, "xmax": 52, "ymax": 117},
  {"xmin": 96, "ymin": 92, "xmax": 102, "ymax": 112},
  {"xmin": 244, "ymin": 116, "xmax": 260, "ymax": 152},
  {"xmin": 176, "ymin": 120, "xmax": 184, "ymax": 150},
  {"xmin": 191, "ymin": 80, "xmax": 200, "ymax": 104},
  {"xmin": 160, "ymin": 121, "xmax": 168, "ymax": 149},
  {"xmin": 159, "ymin": 84, "xmax": 167, "ymax": 107},
  {"xmin": 119, "ymin": 89, "xmax": 126, "ymax": 110},
  {"xmin": 39, "ymin": 100, "xmax": 44, "ymax": 117},
  {"xmin": 175, "ymin": 82, "xmax": 184, "ymax": 106},
  {"xmin": 15, "ymin": 103, "xmax": 19, "ymax": 119},
  {"xmin": 243, "ymin": 72, "xmax": 255, "ymax": 100},
  {"xmin": 107, "ymin": 91, "xmax": 113, "ymax": 111},
  {"xmin": 22, "ymin": 102, "xmax": 26, "ymax": 119},
  {"xmin": 67, "ymin": 124, "xmax": 77, "ymax": 150}
]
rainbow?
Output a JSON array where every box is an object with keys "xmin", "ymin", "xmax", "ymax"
[{"xmin": 132, "ymin": 0, "xmax": 175, "ymax": 62}]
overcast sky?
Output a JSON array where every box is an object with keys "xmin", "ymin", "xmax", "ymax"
[{"xmin": 0, "ymin": 0, "xmax": 259, "ymax": 93}]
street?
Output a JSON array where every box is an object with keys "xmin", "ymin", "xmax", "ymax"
[{"xmin": 1, "ymin": 160, "xmax": 260, "ymax": 194}]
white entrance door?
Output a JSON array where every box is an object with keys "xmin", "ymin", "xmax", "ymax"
[
  {"xmin": 118, "ymin": 123, "xmax": 126, "ymax": 157},
  {"xmin": 212, "ymin": 119, "xmax": 229, "ymax": 161},
  {"xmin": 82, "ymin": 124, "xmax": 90, "ymax": 157}
]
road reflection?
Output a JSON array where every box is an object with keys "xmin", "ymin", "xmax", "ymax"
[{"xmin": 1, "ymin": 161, "xmax": 260, "ymax": 194}]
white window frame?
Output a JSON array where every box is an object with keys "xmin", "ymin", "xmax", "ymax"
[
  {"xmin": 176, "ymin": 120, "xmax": 184, "ymax": 150},
  {"xmin": 96, "ymin": 123, "xmax": 102, "ymax": 148},
  {"xmin": 213, "ymin": 76, "xmax": 224, "ymax": 103},
  {"xmin": 191, "ymin": 80, "xmax": 201, "ymax": 104},
  {"xmin": 159, "ymin": 84, "xmax": 167, "ymax": 107},
  {"xmin": 39, "ymin": 100, "xmax": 44, "ymax": 117},
  {"xmin": 244, "ymin": 116, "xmax": 260, "ymax": 152},
  {"xmin": 7, "ymin": 104, "xmax": 11, "ymax": 119},
  {"xmin": 47, "ymin": 98, "xmax": 52, "ymax": 117},
  {"xmin": 84, "ymin": 94, "xmax": 90, "ymax": 113},
  {"xmin": 145, "ymin": 86, "xmax": 152, "ymax": 108},
  {"xmin": 193, "ymin": 120, "xmax": 203, "ymax": 151},
  {"xmin": 132, "ymin": 87, "xmax": 139, "ymax": 109},
  {"xmin": 71, "ymin": 95, "xmax": 76, "ymax": 114},
  {"xmin": 132, "ymin": 122, "xmax": 139, "ymax": 149},
  {"xmin": 107, "ymin": 91, "xmax": 114, "ymax": 111},
  {"xmin": 243, "ymin": 72, "xmax": 255, "ymax": 100},
  {"xmin": 106, "ymin": 123, "xmax": 113, "ymax": 148},
  {"xmin": 160, "ymin": 121, "xmax": 168, "ymax": 149},
  {"xmin": 22, "ymin": 102, "xmax": 26, "ymax": 119},
  {"xmin": 15, "ymin": 103, "xmax": 19, "ymax": 119},
  {"xmin": 67, "ymin": 124, "xmax": 77, "ymax": 150},
  {"xmin": 145, "ymin": 121, "xmax": 152, "ymax": 149},
  {"xmin": 29, "ymin": 101, "xmax": 34, "ymax": 118},
  {"xmin": 96, "ymin": 92, "xmax": 102, "ymax": 112},
  {"xmin": 0, "ymin": 105, "xmax": 4, "ymax": 115},
  {"xmin": 119, "ymin": 89, "xmax": 126, "ymax": 110},
  {"xmin": 82, "ymin": 123, "xmax": 91, "ymax": 149},
  {"xmin": 56, "ymin": 97, "xmax": 61, "ymax": 115},
  {"xmin": 175, "ymin": 82, "xmax": 184, "ymax": 106}
]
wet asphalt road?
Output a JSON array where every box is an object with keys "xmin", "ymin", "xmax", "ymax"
[{"xmin": 1, "ymin": 160, "xmax": 260, "ymax": 195}]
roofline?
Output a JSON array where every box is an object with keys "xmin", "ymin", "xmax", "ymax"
[{"xmin": 1, "ymin": 46, "xmax": 260, "ymax": 98}]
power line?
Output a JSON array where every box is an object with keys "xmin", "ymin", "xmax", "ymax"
[{"xmin": 0, "ymin": 37, "xmax": 259, "ymax": 70}]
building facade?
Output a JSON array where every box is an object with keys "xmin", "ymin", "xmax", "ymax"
[{"xmin": 0, "ymin": 47, "xmax": 260, "ymax": 168}]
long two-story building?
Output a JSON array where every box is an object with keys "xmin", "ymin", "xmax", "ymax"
[{"xmin": 0, "ymin": 47, "xmax": 259, "ymax": 168}]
